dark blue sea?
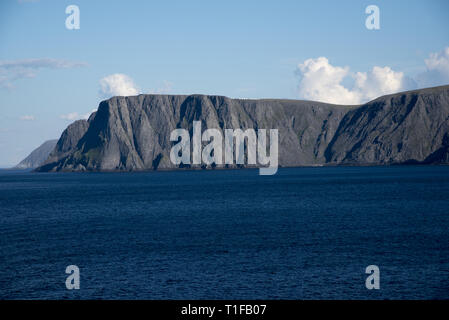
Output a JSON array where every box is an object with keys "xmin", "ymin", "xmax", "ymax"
[{"xmin": 1, "ymin": 166, "xmax": 449, "ymax": 299}]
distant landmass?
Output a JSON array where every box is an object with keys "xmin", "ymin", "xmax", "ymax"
[
  {"xmin": 36, "ymin": 85, "xmax": 449, "ymax": 172},
  {"xmin": 16, "ymin": 139, "xmax": 58, "ymax": 169}
]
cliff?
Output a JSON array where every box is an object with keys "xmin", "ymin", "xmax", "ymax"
[
  {"xmin": 15, "ymin": 139, "xmax": 58, "ymax": 169},
  {"xmin": 36, "ymin": 85, "xmax": 449, "ymax": 172}
]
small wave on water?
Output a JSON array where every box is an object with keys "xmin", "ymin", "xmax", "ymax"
[{"xmin": 1, "ymin": 166, "xmax": 449, "ymax": 299}]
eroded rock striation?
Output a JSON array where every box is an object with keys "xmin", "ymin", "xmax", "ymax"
[
  {"xmin": 325, "ymin": 85, "xmax": 449, "ymax": 164},
  {"xmin": 36, "ymin": 85, "xmax": 449, "ymax": 172}
]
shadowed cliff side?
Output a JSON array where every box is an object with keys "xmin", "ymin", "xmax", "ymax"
[
  {"xmin": 325, "ymin": 85, "xmax": 449, "ymax": 164},
  {"xmin": 36, "ymin": 85, "xmax": 449, "ymax": 172}
]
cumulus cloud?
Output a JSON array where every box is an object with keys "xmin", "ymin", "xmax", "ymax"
[
  {"xmin": 353, "ymin": 66, "xmax": 406, "ymax": 102},
  {"xmin": 295, "ymin": 47, "xmax": 449, "ymax": 105},
  {"xmin": 60, "ymin": 109, "xmax": 96, "ymax": 121},
  {"xmin": 295, "ymin": 57, "xmax": 407, "ymax": 105},
  {"xmin": 416, "ymin": 46, "xmax": 449, "ymax": 87},
  {"xmin": 19, "ymin": 115, "xmax": 35, "ymax": 121},
  {"xmin": 0, "ymin": 58, "xmax": 87, "ymax": 89},
  {"xmin": 296, "ymin": 57, "xmax": 360, "ymax": 104},
  {"xmin": 99, "ymin": 74, "xmax": 139, "ymax": 98},
  {"xmin": 426, "ymin": 47, "xmax": 449, "ymax": 75},
  {"xmin": 148, "ymin": 80, "xmax": 173, "ymax": 94}
]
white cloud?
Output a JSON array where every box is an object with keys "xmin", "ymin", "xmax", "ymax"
[
  {"xmin": 19, "ymin": 115, "xmax": 35, "ymax": 121},
  {"xmin": 353, "ymin": 66, "xmax": 405, "ymax": 102},
  {"xmin": 416, "ymin": 46, "xmax": 449, "ymax": 87},
  {"xmin": 60, "ymin": 112, "xmax": 83, "ymax": 121},
  {"xmin": 148, "ymin": 80, "xmax": 173, "ymax": 94},
  {"xmin": 295, "ymin": 46, "xmax": 449, "ymax": 104},
  {"xmin": 99, "ymin": 74, "xmax": 139, "ymax": 98},
  {"xmin": 295, "ymin": 57, "xmax": 406, "ymax": 105},
  {"xmin": 0, "ymin": 58, "xmax": 87, "ymax": 89},
  {"xmin": 425, "ymin": 47, "xmax": 449, "ymax": 75},
  {"xmin": 60, "ymin": 109, "xmax": 96, "ymax": 121},
  {"xmin": 296, "ymin": 57, "xmax": 360, "ymax": 104}
]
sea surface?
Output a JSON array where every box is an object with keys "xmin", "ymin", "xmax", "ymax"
[{"xmin": 0, "ymin": 166, "xmax": 448, "ymax": 299}]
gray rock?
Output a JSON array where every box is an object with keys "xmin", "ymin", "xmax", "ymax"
[
  {"xmin": 325, "ymin": 85, "xmax": 449, "ymax": 165},
  {"xmin": 36, "ymin": 117, "xmax": 91, "ymax": 171},
  {"xmin": 36, "ymin": 85, "xmax": 449, "ymax": 172},
  {"xmin": 15, "ymin": 139, "xmax": 58, "ymax": 169}
]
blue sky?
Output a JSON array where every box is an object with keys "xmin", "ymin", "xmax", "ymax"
[{"xmin": 1, "ymin": 0, "xmax": 449, "ymax": 167}]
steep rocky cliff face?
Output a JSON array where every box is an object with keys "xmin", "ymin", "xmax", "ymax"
[
  {"xmin": 325, "ymin": 85, "xmax": 449, "ymax": 164},
  {"xmin": 15, "ymin": 139, "xmax": 58, "ymax": 169},
  {"xmin": 37, "ymin": 119, "xmax": 91, "ymax": 171},
  {"xmin": 36, "ymin": 85, "xmax": 449, "ymax": 172}
]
